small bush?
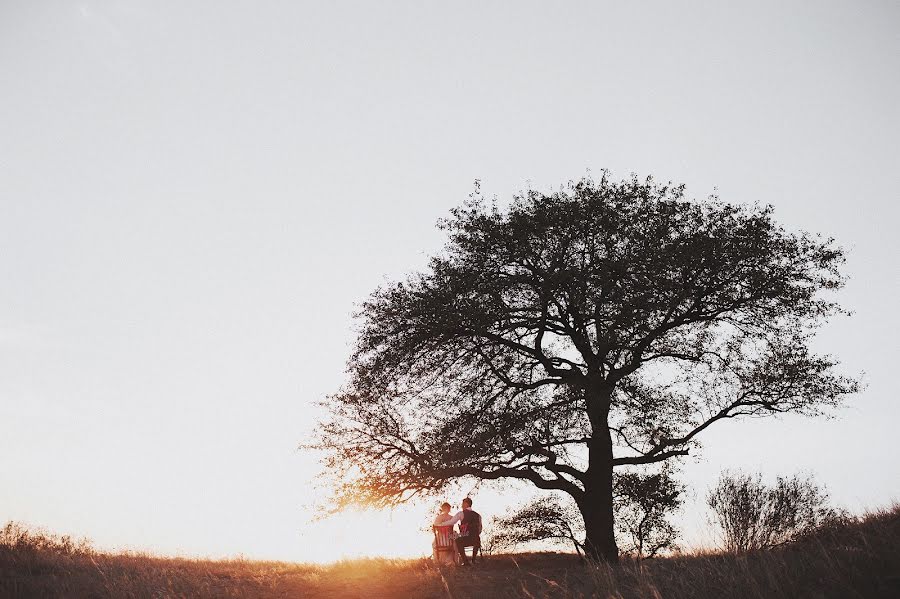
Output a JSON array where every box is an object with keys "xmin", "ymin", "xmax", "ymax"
[{"xmin": 707, "ymin": 471, "xmax": 837, "ymax": 552}]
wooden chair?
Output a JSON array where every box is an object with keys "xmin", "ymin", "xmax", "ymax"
[{"xmin": 432, "ymin": 525, "xmax": 458, "ymax": 566}]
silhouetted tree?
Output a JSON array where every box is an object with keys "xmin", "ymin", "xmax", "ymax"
[
  {"xmin": 614, "ymin": 466, "xmax": 683, "ymax": 558},
  {"xmin": 707, "ymin": 471, "xmax": 839, "ymax": 552},
  {"xmin": 489, "ymin": 496, "xmax": 585, "ymax": 557},
  {"xmin": 310, "ymin": 173, "xmax": 859, "ymax": 561}
]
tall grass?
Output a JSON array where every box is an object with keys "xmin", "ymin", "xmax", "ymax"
[
  {"xmin": 2, "ymin": 504, "xmax": 898, "ymax": 598},
  {"xmin": 579, "ymin": 504, "xmax": 900, "ymax": 599}
]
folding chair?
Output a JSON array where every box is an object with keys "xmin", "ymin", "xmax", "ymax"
[{"xmin": 432, "ymin": 525, "xmax": 458, "ymax": 566}]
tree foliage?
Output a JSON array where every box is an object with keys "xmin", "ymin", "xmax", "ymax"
[{"xmin": 309, "ymin": 173, "xmax": 858, "ymax": 560}]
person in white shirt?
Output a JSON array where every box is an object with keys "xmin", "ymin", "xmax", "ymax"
[{"xmin": 432, "ymin": 502, "xmax": 457, "ymax": 564}]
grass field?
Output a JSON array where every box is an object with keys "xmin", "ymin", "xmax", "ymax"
[{"xmin": 2, "ymin": 504, "xmax": 898, "ymax": 598}]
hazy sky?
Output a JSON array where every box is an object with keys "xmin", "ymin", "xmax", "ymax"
[{"xmin": 1, "ymin": 1, "xmax": 898, "ymax": 562}]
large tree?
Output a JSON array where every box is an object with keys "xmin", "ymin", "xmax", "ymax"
[{"xmin": 311, "ymin": 174, "xmax": 858, "ymax": 561}]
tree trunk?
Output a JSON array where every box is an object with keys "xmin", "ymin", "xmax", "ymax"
[{"xmin": 581, "ymin": 383, "xmax": 619, "ymax": 562}]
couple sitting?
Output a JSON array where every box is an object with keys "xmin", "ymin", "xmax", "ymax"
[{"xmin": 432, "ymin": 497, "xmax": 482, "ymax": 566}]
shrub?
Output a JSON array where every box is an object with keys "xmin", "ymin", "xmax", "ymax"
[{"xmin": 707, "ymin": 471, "xmax": 837, "ymax": 552}]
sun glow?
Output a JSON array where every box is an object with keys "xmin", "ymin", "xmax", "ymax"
[{"xmin": 296, "ymin": 504, "xmax": 435, "ymax": 563}]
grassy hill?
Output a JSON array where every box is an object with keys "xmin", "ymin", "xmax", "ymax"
[{"xmin": 2, "ymin": 504, "xmax": 898, "ymax": 598}]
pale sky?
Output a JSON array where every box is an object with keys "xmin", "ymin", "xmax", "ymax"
[{"xmin": 1, "ymin": 1, "xmax": 898, "ymax": 563}]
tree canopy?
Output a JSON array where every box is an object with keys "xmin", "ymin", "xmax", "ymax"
[{"xmin": 310, "ymin": 173, "xmax": 858, "ymax": 560}]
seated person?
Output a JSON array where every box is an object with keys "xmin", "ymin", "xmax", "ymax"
[
  {"xmin": 432, "ymin": 502, "xmax": 457, "ymax": 564},
  {"xmin": 439, "ymin": 497, "xmax": 482, "ymax": 565}
]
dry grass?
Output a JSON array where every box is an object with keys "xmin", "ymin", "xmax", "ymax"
[{"xmin": 2, "ymin": 504, "xmax": 898, "ymax": 598}]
